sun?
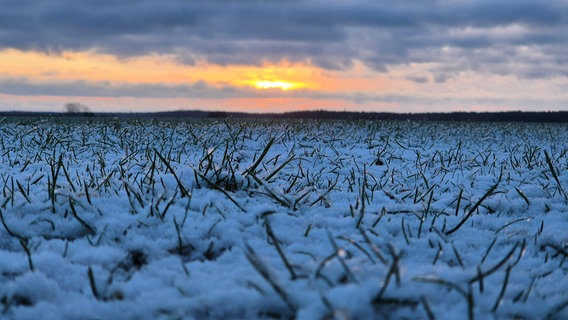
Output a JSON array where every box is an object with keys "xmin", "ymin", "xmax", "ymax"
[{"xmin": 252, "ymin": 80, "xmax": 305, "ymax": 91}]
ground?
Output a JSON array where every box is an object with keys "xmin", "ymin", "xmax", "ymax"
[{"xmin": 0, "ymin": 118, "xmax": 567, "ymax": 319}]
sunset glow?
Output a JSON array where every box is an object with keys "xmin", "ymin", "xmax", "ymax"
[
  {"xmin": 251, "ymin": 80, "xmax": 305, "ymax": 91},
  {"xmin": 1, "ymin": 1, "xmax": 567, "ymax": 113},
  {"xmin": 0, "ymin": 49, "xmax": 316, "ymax": 88}
]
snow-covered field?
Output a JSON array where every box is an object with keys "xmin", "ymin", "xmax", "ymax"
[{"xmin": 0, "ymin": 118, "xmax": 567, "ymax": 319}]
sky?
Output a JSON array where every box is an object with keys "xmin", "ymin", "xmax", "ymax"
[{"xmin": 1, "ymin": 0, "xmax": 568, "ymax": 114}]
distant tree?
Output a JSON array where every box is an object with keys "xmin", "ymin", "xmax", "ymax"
[
  {"xmin": 208, "ymin": 111, "xmax": 228, "ymax": 118},
  {"xmin": 64, "ymin": 102, "xmax": 92, "ymax": 115}
]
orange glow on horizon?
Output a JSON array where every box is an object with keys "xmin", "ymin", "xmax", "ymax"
[
  {"xmin": 0, "ymin": 49, "xmax": 319, "ymax": 89},
  {"xmin": 0, "ymin": 48, "xmax": 420, "ymax": 113},
  {"xmin": 251, "ymin": 80, "xmax": 305, "ymax": 91},
  {"xmin": 0, "ymin": 49, "xmax": 401, "ymax": 93}
]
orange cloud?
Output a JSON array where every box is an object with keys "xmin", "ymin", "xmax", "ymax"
[
  {"xmin": 0, "ymin": 49, "xmax": 406, "ymax": 94},
  {"xmin": 0, "ymin": 49, "xmax": 321, "ymax": 89},
  {"xmin": 2, "ymin": 49, "xmax": 483, "ymax": 113}
]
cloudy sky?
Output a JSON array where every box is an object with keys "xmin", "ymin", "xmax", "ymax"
[{"xmin": 1, "ymin": 0, "xmax": 568, "ymax": 113}]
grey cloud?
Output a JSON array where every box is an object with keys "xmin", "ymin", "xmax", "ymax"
[
  {"xmin": 434, "ymin": 73, "xmax": 452, "ymax": 84},
  {"xmin": 406, "ymin": 76, "xmax": 429, "ymax": 84},
  {"xmin": 0, "ymin": 77, "xmax": 255, "ymax": 99},
  {"xmin": 296, "ymin": 90, "xmax": 568, "ymax": 112},
  {"xmin": 1, "ymin": 0, "xmax": 568, "ymax": 78},
  {"xmin": 457, "ymin": 1, "xmax": 565, "ymax": 27}
]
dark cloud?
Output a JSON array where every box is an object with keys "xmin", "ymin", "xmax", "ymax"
[
  {"xmin": 1, "ymin": 0, "xmax": 568, "ymax": 78},
  {"xmin": 407, "ymin": 76, "xmax": 429, "ymax": 84},
  {"xmin": 434, "ymin": 73, "xmax": 452, "ymax": 84},
  {"xmin": 0, "ymin": 77, "xmax": 256, "ymax": 99}
]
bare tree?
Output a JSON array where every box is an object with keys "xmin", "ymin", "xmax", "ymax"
[{"xmin": 64, "ymin": 102, "xmax": 91, "ymax": 114}]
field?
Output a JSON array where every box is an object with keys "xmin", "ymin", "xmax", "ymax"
[{"xmin": 0, "ymin": 117, "xmax": 567, "ymax": 319}]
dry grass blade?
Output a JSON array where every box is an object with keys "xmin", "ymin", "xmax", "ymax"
[
  {"xmin": 0, "ymin": 209, "xmax": 18, "ymax": 238},
  {"xmin": 495, "ymin": 218, "xmax": 525, "ymax": 234},
  {"xmin": 69, "ymin": 196, "xmax": 96, "ymax": 235},
  {"xmin": 470, "ymin": 242, "xmax": 519, "ymax": 284},
  {"xmin": 263, "ymin": 214, "xmax": 297, "ymax": 280},
  {"xmin": 315, "ymin": 249, "xmax": 341, "ymax": 287},
  {"xmin": 16, "ymin": 179, "xmax": 31, "ymax": 203},
  {"xmin": 84, "ymin": 181, "xmax": 92, "ymax": 205},
  {"xmin": 19, "ymin": 238, "xmax": 34, "ymax": 272},
  {"xmin": 327, "ymin": 231, "xmax": 359, "ymax": 284},
  {"xmin": 414, "ymin": 277, "xmax": 473, "ymax": 320},
  {"xmin": 249, "ymin": 172, "xmax": 293, "ymax": 209},
  {"xmin": 481, "ymin": 236, "xmax": 498, "ymax": 264},
  {"xmin": 374, "ymin": 244, "xmax": 402, "ymax": 302},
  {"xmin": 492, "ymin": 266, "xmax": 512, "ymax": 312},
  {"xmin": 87, "ymin": 267, "xmax": 100, "ymax": 300},
  {"xmin": 154, "ymin": 148, "xmax": 189, "ymax": 198},
  {"xmin": 514, "ymin": 187, "xmax": 530, "ymax": 205},
  {"xmin": 337, "ymin": 235, "xmax": 375, "ymax": 264},
  {"xmin": 543, "ymin": 242, "xmax": 568, "ymax": 258},
  {"xmin": 455, "ymin": 189, "xmax": 463, "ymax": 216},
  {"xmin": 244, "ymin": 243, "xmax": 296, "ymax": 313},
  {"xmin": 197, "ymin": 173, "xmax": 247, "ymax": 212},
  {"xmin": 244, "ymin": 137, "xmax": 275, "ymax": 176},
  {"xmin": 356, "ymin": 165, "xmax": 368, "ymax": 229},
  {"xmin": 421, "ymin": 295, "xmax": 436, "ymax": 320},
  {"xmin": 446, "ymin": 180, "xmax": 500, "ymax": 236},
  {"xmin": 265, "ymin": 155, "xmax": 296, "ymax": 182},
  {"xmin": 544, "ymin": 150, "xmax": 566, "ymax": 199},
  {"xmin": 96, "ymin": 170, "xmax": 115, "ymax": 191},
  {"xmin": 159, "ymin": 190, "xmax": 177, "ymax": 220}
]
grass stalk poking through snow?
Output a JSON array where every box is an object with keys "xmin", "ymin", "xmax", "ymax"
[
  {"xmin": 197, "ymin": 173, "xmax": 246, "ymax": 212},
  {"xmin": 414, "ymin": 277, "xmax": 474, "ymax": 320},
  {"xmin": 154, "ymin": 148, "xmax": 189, "ymax": 198},
  {"xmin": 244, "ymin": 137, "xmax": 275, "ymax": 177},
  {"xmin": 19, "ymin": 238, "xmax": 34, "ymax": 272},
  {"xmin": 544, "ymin": 150, "xmax": 566, "ymax": 200},
  {"xmin": 262, "ymin": 213, "xmax": 298, "ymax": 280},
  {"xmin": 69, "ymin": 196, "xmax": 96, "ymax": 235},
  {"xmin": 244, "ymin": 243, "xmax": 296, "ymax": 314},
  {"xmin": 446, "ymin": 180, "xmax": 500, "ymax": 236},
  {"xmin": 87, "ymin": 267, "xmax": 100, "ymax": 300}
]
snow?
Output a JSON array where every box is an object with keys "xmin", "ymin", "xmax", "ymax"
[{"xmin": 0, "ymin": 118, "xmax": 567, "ymax": 319}]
